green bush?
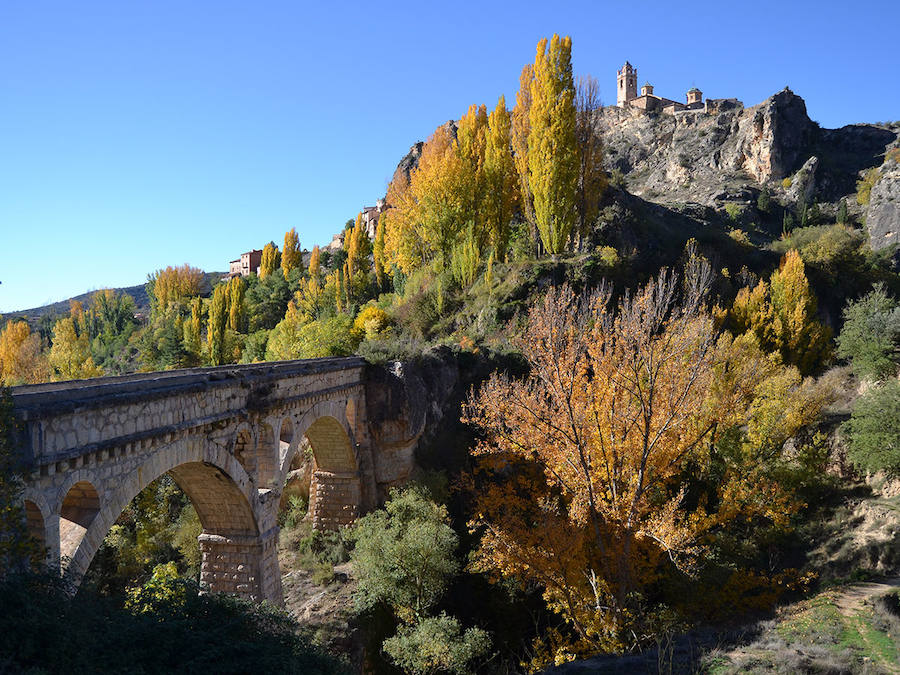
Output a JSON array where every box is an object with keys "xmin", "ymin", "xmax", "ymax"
[
  {"xmin": 843, "ymin": 380, "xmax": 900, "ymax": 476},
  {"xmin": 836, "ymin": 285, "xmax": 900, "ymax": 379},
  {"xmin": 383, "ymin": 613, "xmax": 491, "ymax": 675}
]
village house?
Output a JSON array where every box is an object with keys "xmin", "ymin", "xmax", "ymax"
[{"xmin": 226, "ymin": 249, "xmax": 263, "ymax": 278}]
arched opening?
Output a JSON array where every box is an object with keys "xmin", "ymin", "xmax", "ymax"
[
  {"xmin": 24, "ymin": 499, "xmax": 45, "ymax": 553},
  {"xmin": 305, "ymin": 416, "xmax": 357, "ymax": 474},
  {"xmin": 70, "ymin": 448, "xmax": 274, "ymax": 603},
  {"xmin": 60, "ymin": 481, "xmax": 100, "ymax": 561},
  {"xmin": 83, "ymin": 475, "xmax": 201, "ymax": 598},
  {"xmin": 304, "ymin": 415, "xmax": 360, "ymax": 531}
]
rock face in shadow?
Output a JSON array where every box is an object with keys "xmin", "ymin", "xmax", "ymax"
[{"xmin": 364, "ymin": 347, "xmax": 459, "ymax": 498}]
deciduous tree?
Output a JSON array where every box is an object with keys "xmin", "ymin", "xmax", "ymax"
[
  {"xmin": 48, "ymin": 317, "xmax": 102, "ymax": 380},
  {"xmin": 259, "ymin": 243, "xmax": 279, "ymax": 280},
  {"xmin": 484, "ymin": 96, "xmax": 518, "ymax": 260},
  {"xmin": 464, "ymin": 270, "xmax": 829, "ymax": 658},
  {"xmin": 575, "ymin": 75, "xmax": 607, "ymax": 249},
  {"xmin": 528, "ymin": 35, "xmax": 578, "ymax": 255},
  {"xmin": 0, "ymin": 321, "xmax": 49, "ymax": 385},
  {"xmin": 206, "ymin": 284, "xmax": 228, "ymax": 365},
  {"xmin": 281, "ymin": 228, "xmax": 303, "ymax": 279}
]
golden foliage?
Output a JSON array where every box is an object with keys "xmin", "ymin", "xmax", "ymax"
[
  {"xmin": 308, "ymin": 244, "xmax": 321, "ymax": 281},
  {"xmin": 148, "ymin": 264, "xmax": 203, "ymax": 311},
  {"xmin": 528, "ymin": 35, "xmax": 578, "ymax": 254},
  {"xmin": 206, "ymin": 283, "xmax": 228, "ymax": 365},
  {"xmin": 512, "ymin": 63, "xmax": 537, "ymax": 245},
  {"xmin": 464, "ymin": 271, "xmax": 830, "ymax": 658},
  {"xmin": 48, "ymin": 317, "xmax": 102, "ymax": 381},
  {"xmin": 0, "ymin": 321, "xmax": 50, "ymax": 385},
  {"xmin": 259, "ymin": 242, "xmax": 279, "ymax": 279},
  {"xmin": 383, "ymin": 125, "xmax": 471, "ymax": 273},
  {"xmin": 484, "ymin": 96, "xmax": 518, "ymax": 260},
  {"xmin": 730, "ymin": 250, "xmax": 830, "ymax": 374},
  {"xmin": 226, "ymin": 276, "xmax": 245, "ymax": 333},
  {"xmin": 281, "ymin": 227, "xmax": 303, "ymax": 279}
]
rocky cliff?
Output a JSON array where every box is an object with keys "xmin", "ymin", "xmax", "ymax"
[
  {"xmin": 865, "ymin": 144, "xmax": 900, "ymax": 250},
  {"xmin": 595, "ymin": 89, "xmax": 899, "ymax": 251},
  {"xmin": 597, "ymin": 89, "xmax": 897, "ymax": 213}
]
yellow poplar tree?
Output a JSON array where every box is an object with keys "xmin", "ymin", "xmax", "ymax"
[
  {"xmin": 512, "ymin": 63, "xmax": 537, "ymax": 251},
  {"xmin": 48, "ymin": 317, "xmax": 102, "ymax": 381},
  {"xmin": 373, "ymin": 218, "xmax": 387, "ymax": 289},
  {"xmin": 185, "ymin": 296, "xmax": 203, "ymax": 360},
  {"xmin": 528, "ymin": 35, "xmax": 578, "ymax": 255},
  {"xmin": 259, "ymin": 242, "xmax": 279, "ymax": 279},
  {"xmin": 0, "ymin": 321, "xmax": 50, "ymax": 385},
  {"xmin": 730, "ymin": 250, "xmax": 830, "ymax": 374},
  {"xmin": 227, "ymin": 276, "xmax": 246, "ymax": 332},
  {"xmin": 308, "ymin": 245, "xmax": 322, "ymax": 281},
  {"xmin": 207, "ymin": 284, "xmax": 228, "ymax": 365},
  {"xmin": 484, "ymin": 95, "xmax": 518, "ymax": 260},
  {"xmin": 281, "ymin": 228, "xmax": 303, "ymax": 279},
  {"xmin": 456, "ymin": 103, "xmax": 489, "ymax": 239}
]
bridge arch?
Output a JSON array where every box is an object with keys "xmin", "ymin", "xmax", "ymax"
[
  {"xmin": 56, "ymin": 435, "xmax": 280, "ymax": 603},
  {"xmin": 276, "ymin": 400, "xmax": 361, "ymax": 531}
]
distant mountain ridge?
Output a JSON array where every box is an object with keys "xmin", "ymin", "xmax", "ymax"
[{"xmin": 1, "ymin": 272, "xmax": 226, "ymax": 326}]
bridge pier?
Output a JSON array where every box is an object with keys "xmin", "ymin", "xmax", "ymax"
[
  {"xmin": 198, "ymin": 526, "xmax": 282, "ymax": 604},
  {"xmin": 309, "ymin": 470, "xmax": 361, "ymax": 530}
]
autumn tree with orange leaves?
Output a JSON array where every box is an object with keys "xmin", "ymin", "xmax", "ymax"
[{"xmin": 464, "ymin": 256, "xmax": 830, "ymax": 664}]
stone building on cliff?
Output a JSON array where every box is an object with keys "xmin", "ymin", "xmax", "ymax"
[{"xmin": 616, "ymin": 61, "xmax": 741, "ymax": 115}]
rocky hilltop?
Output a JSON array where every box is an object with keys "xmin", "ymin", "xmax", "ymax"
[
  {"xmin": 594, "ymin": 88, "xmax": 899, "ymax": 247},
  {"xmin": 387, "ymin": 90, "xmax": 899, "ymax": 252}
]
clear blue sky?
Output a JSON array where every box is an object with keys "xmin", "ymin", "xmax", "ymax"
[{"xmin": 2, "ymin": 0, "xmax": 897, "ymax": 312}]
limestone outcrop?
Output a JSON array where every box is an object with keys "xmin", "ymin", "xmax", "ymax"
[
  {"xmin": 595, "ymin": 88, "xmax": 897, "ymax": 211},
  {"xmin": 364, "ymin": 347, "xmax": 459, "ymax": 496},
  {"xmin": 866, "ymin": 149, "xmax": 900, "ymax": 251}
]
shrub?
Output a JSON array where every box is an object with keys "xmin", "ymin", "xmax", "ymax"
[
  {"xmin": 725, "ymin": 202, "xmax": 744, "ymax": 221},
  {"xmin": 382, "ymin": 613, "xmax": 491, "ymax": 675},
  {"xmin": 349, "ymin": 487, "xmax": 458, "ymax": 623},
  {"xmin": 351, "ymin": 305, "xmax": 392, "ymax": 341},
  {"xmin": 729, "ymin": 229, "xmax": 751, "ymax": 247},
  {"xmin": 843, "ymin": 380, "xmax": 900, "ymax": 476},
  {"xmin": 836, "ymin": 285, "xmax": 900, "ymax": 379},
  {"xmin": 782, "ymin": 177, "xmax": 792, "ymax": 189},
  {"xmin": 757, "ymin": 188, "xmax": 772, "ymax": 214},
  {"xmin": 857, "ymin": 167, "xmax": 881, "ymax": 206}
]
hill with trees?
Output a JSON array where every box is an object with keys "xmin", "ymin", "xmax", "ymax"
[{"xmin": 3, "ymin": 33, "xmax": 900, "ymax": 674}]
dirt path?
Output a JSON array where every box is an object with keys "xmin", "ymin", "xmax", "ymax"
[
  {"xmin": 834, "ymin": 576, "xmax": 900, "ymax": 616},
  {"xmin": 835, "ymin": 577, "xmax": 900, "ymax": 674}
]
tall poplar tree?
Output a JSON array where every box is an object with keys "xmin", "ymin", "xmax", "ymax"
[
  {"xmin": 308, "ymin": 245, "xmax": 322, "ymax": 281},
  {"xmin": 281, "ymin": 228, "xmax": 303, "ymax": 279},
  {"xmin": 227, "ymin": 276, "xmax": 246, "ymax": 333},
  {"xmin": 528, "ymin": 35, "xmax": 578, "ymax": 255},
  {"xmin": 207, "ymin": 284, "xmax": 228, "ymax": 365},
  {"xmin": 373, "ymin": 219, "xmax": 387, "ymax": 289},
  {"xmin": 259, "ymin": 242, "xmax": 279, "ymax": 279},
  {"xmin": 512, "ymin": 63, "xmax": 537, "ymax": 254},
  {"xmin": 456, "ymin": 103, "xmax": 489, "ymax": 240},
  {"xmin": 484, "ymin": 96, "xmax": 518, "ymax": 260},
  {"xmin": 575, "ymin": 75, "xmax": 607, "ymax": 249}
]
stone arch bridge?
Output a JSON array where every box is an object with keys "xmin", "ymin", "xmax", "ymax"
[{"xmin": 11, "ymin": 357, "xmax": 427, "ymax": 605}]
